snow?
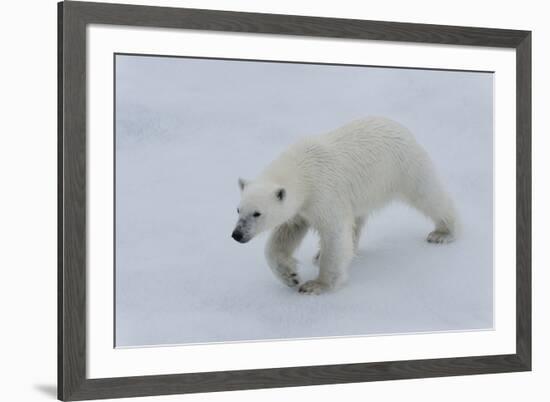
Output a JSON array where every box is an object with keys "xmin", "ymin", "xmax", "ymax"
[{"xmin": 114, "ymin": 55, "xmax": 493, "ymax": 347}]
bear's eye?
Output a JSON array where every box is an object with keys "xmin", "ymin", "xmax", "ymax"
[
  {"xmin": 237, "ymin": 208, "xmax": 240, "ymax": 214},
  {"xmin": 253, "ymin": 211, "xmax": 261, "ymax": 218}
]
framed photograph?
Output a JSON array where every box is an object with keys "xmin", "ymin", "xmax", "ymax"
[{"xmin": 58, "ymin": 1, "xmax": 531, "ymax": 400}]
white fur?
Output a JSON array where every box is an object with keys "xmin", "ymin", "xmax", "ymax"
[{"xmin": 233, "ymin": 117, "xmax": 459, "ymax": 294}]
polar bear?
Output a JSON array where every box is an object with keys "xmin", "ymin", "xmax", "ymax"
[{"xmin": 232, "ymin": 117, "xmax": 459, "ymax": 295}]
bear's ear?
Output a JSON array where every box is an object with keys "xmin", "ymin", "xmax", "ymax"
[
  {"xmin": 238, "ymin": 178, "xmax": 248, "ymax": 192},
  {"xmin": 275, "ymin": 188, "xmax": 286, "ymax": 201}
]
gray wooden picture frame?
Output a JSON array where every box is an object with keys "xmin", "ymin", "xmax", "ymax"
[{"xmin": 58, "ymin": 1, "xmax": 532, "ymax": 400}]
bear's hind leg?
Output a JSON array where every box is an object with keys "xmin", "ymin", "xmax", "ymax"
[
  {"xmin": 405, "ymin": 175, "xmax": 459, "ymax": 244},
  {"xmin": 265, "ymin": 217, "xmax": 309, "ymax": 288}
]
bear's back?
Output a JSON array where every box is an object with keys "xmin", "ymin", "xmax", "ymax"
[
  {"xmin": 323, "ymin": 116, "xmax": 416, "ymax": 149},
  {"xmin": 315, "ymin": 117, "xmax": 422, "ymax": 173},
  {"xmin": 296, "ymin": 117, "xmax": 430, "ymax": 212}
]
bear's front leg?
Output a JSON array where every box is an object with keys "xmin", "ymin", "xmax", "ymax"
[
  {"xmin": 265, "ymin": 217, "xmax": 308, "ymax": 288},
  {"xmin": 312, "ymin": 216, "xmax": 366, "ymax": 266},
  {"xmin": 299, "ymin": 221, "xmax": 354, "ymax": 295}
]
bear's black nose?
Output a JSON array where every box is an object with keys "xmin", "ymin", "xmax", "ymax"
[{"xmin": 232, "ymin": 230, "xmax": 243, "ymax": 242}]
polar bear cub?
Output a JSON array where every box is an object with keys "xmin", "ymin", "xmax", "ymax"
[{"xmin": 232, "ymin": 117, "xmax": 459, "ymax": 295}]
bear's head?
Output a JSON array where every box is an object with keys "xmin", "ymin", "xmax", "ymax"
[{"xmin": 232, "ymin": 177, "xmax": 290, "ymax": 243}]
